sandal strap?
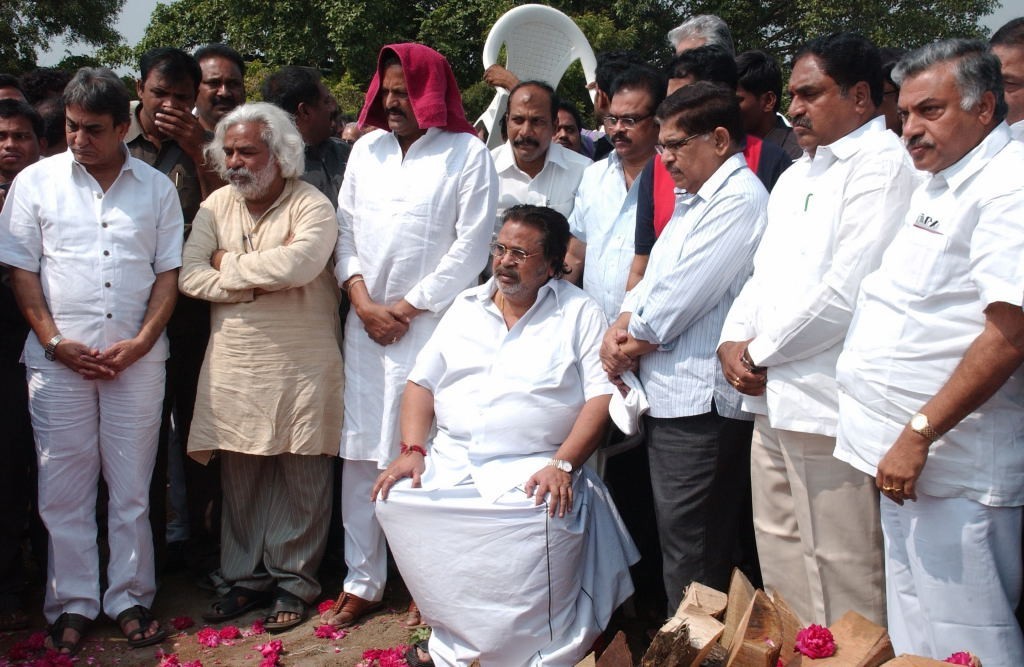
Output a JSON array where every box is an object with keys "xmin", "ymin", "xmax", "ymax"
[{"xmin": 116, "ymin": 605, "xmax": 154, "ymax": 639}]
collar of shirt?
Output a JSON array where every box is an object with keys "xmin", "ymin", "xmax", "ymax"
[
  {"xmin": 807, "ymin": 115, "xmax": 886, "ymax": 169},
  {"xmin": 929, "ymin": 122, "xmax": 1012, "ymax": 194},
  {"xmin": 674, "ymin": 152, "xmax": 748, "ymax": 205},
  {"xmin": 470, "ymin": 276, "xmax": 563, "ymax": 314},
  {"xmin": 492, "ymin": 140, "xmax": 578, "ymax": 175},
  {"xmin": 67, "ymin": 143, "xmax": 139, "ymax": 184}
]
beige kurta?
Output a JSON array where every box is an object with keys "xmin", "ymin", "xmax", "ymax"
[{"xmin": 180, "ymin": 179, "xmax": 344, "ymax": 463}]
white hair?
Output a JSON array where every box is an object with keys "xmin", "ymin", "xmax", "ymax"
[
  {"xmin": 205, "ymin": 102, "xmax": 305, "ymax": 179},
  {"xmin": 667, "ymin": 15, "xmax": 735, "ymax": 56}
]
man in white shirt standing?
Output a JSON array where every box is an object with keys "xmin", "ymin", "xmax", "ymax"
[
  {"xmin": 836, "ymin": 40, "xmax": 1024, "ymax": 666},
  {"xmin": 567, "ymin": 64, "xmax": 664, "ymax": 323},
  {"xmin": 717, "ymin": 33, "xmax": 919, "ymax": 626},
  {"xmin": 323, "ymin": 43, "xmax": 497, "ymax": 629},
  {"xmin": 491, "ymin": 81, "xmax": 590, "ymax": 226},
  {"xmin": 600, "ymin": 82, "xmax": 767, "ymax": 611},
  {"xmin": 0, "ymin": 67, "xmax": 181, "ymax": 654},
  {"xmin": 991, "ymin": 18, "xmax": 1024, "ymax": 141}
]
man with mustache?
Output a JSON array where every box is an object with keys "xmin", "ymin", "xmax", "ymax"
[
  {"xmin": 717, "ymin": 33, "xmax": 919, "ymax": 626},
  {"xmin": 194, "ymin": 43, "xmax": 246, "ymax": 133},
  {"xmin": 0, "ymin": 67, "xmax": 182, "ymax": 653},
  {"xmin": 566, "ymin": 64, "xmax": 664, "ymax": 323},
  {"xmin": 554, "ymin": 101, "xmax": 591, "ymax": 157},
  {"xmin": 601, "ymin": 82, "xmax": 768, "ymax": 612},
  {"xmin": 180, "ymin": 102, "xmax": 343, "ymax": 632},
  {"xmin": 490, "ymin": 81, "xmax": 589, "ymax": 233},
  {"xmin": 323, "ymin": 43, "xmax": 496, "ymax": 630},
  {"xmin": 990, "ymin": 18, "xmax": 1024, "ymax": 141},
  {"xmin": 835, "ymin": 40, "xmax": 1024, "ymax": 665}
]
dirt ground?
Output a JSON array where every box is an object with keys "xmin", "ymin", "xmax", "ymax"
[
  {"xmin": 0, "ymin": 568, "xmax": 657, "ymax": 666},
  {"xmin": 0, "ymin": 572, "xmax": 422, "ymax": 666}
]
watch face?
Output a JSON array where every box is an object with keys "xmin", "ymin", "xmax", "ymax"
[{"xmin": 911, "ymin": 414, "xmax": 927, "ymax": 430}]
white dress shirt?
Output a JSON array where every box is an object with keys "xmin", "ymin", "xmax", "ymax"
[
  {"xmin": 1011, "ymin": 119, "xmax": 1023, "ymax": 142},
  {"xmin": 491, "ymin": 141, "xmax": 590, "ymax": 227},
  {"xmin": 334, "ymin": 127, "xmax": 498, "ymax": 463},
  {"xmin": 0, "ymin": 148, "xmax": 183, "ymax": 368},
  {"xmin": 622, "ymin": 154, "xmax": 768, "ymax": 419},
  {"xmin": 719, "ymin": 116, "xmax": 920, "ymax": 436},
  {"xmin": 836, "ymin": 124, "xmax": 1024, "ymax": 507},
  {"xmin": 409, "ymin": 278, "xmax": 613, "ymax": 502},
  {"xmin": 568, "ymin": 151, "xmax": 643, "ymax": 323}
]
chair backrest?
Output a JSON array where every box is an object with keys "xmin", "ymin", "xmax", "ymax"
[{"xmin": 475, "ymin": 4, "xmax": 597, "ymax": 149}]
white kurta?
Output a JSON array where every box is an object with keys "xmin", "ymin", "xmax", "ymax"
[
  {"xmin": 334, "ymin": 128, "xmax": 497, "ymax": 465},
  {"xmin": 376, "ymin": 279, "xmax": 639, "ymax": 666}
]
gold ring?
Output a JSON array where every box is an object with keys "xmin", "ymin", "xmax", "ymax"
[
  {"xmin": 386, "ymin": 474, "xmax": 396, "ymax": 480},
  {"xmin": 882, "ymin": 486, "xmax": 894, "ymax": 491},
  {"xmin": 392, "ymin": 337, "xmax": 398, "ymax": 343}
]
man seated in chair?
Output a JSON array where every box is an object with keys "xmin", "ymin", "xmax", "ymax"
[{"xmin": 372, "ymin": 205, "xmax": 639, "ymax": 667}]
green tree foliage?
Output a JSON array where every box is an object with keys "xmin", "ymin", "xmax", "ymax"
[
  {"xmin": 1, "ymin": 0, "xmax": 126, "ymax": 72},
  {"xmin": 136, "ymin": 0, "xmax": 999, "ymax": 119}
]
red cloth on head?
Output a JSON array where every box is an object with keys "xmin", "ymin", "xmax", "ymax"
[{"xmin": 359, "ymin": 43, "xmax": 476, "ymax": 135}]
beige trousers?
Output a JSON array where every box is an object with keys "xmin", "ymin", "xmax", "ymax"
[{"xmin": 750, "ymin": 415, "xmax": 885, "ymax": 625}]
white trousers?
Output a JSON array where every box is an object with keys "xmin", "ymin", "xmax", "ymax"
[
  {"xmin": 750, "ymin": 415, "xmax": 885, "ymax": 625},
  {"xmin": 882, "ymin": 493, "xmax": 1024, "ymax": 667},
  {"xmin": 28, "ymin": 361, "xmax": 164, "ymax": 623},
  {"xmin": 341, "ymin": 459, "xmax": 387, "ymax": 601}
]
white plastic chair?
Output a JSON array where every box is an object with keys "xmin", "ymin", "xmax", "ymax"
[{"xmin": 475, "ymin": 4, "xmax": 597, "ymax": 149}]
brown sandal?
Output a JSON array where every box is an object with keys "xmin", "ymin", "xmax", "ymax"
[{"xmin": 320, "ymin": 591, "xmax": 383, "ymax": 628}]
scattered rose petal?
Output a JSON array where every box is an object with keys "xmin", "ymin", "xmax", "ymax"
[
  {"xmin": 171, "ymin": 616, "xmax": 196, "ymax": 631},
  {"xmin": 317, "ymin": 599, "xmax": 335, "ymax": 615},
  {"xmin": 945, "ymin": 653, "xmax": 981, "ymax": 667},
  {"xmin": 218, "ymin": 625, "xmax": 241, "ymax": 640},
  {"xmin": 196, "ymin": 627, "xmax": 221, "ymax": 648},
  {"xmin": 794, "ymin": 624, "xmax": 836, "ymax": 659},
  {"xmin": 249, "ymin": 619, "xmax": 266, "ymax": 636}
]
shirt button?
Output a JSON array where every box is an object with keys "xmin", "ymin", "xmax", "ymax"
[
  {"xmin": 106, "ymin": 313, "xmax": 112, "ymax": 319},
  {"xmin": 104, "ymin": 282, "xmax": 111, "ymax": 288},
  {"xmin": 101, "ymin": 222, "xmax": 108, "ymax": 228},
  {"xmin": 103, "ymin": 250, "xmax": 109, "ymax": 256},
  {"xmin": 95, "ymin": 192, "xmax": 102, "ymax": 199}
]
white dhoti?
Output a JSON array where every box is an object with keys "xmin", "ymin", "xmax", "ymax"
[{"xmin": 376, "ymin": 467, "xmax": 638, "ymax": 667}]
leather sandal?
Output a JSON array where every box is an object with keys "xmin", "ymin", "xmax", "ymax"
[
  {"xmin": 264, "ymin": 589, "xmax": 308, "ymax": 632},
  {"xmin": 405, "ymin": 639, "xmax": 434, "ymax": 667},
  {"xmin": 46, "ymin": 612, "xmax": 91, "ymax": 656},
  {"xmin": 403, "ymin": 599, "xmax": 425, "ymax": 628},
  {"xmin": 116, "ymin": 605, "xmax": 168, "ymax": 649},
  {"xmin": 319, "ymin": 591, "xmax": 383, "ymax": 628},
  {"xmin": 202, "ymin": 586, "xmax": 272, "ymax": 622}
]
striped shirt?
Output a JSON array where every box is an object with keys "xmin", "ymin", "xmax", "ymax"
[{"xmin": 621, "ymin": 153, "xmax": 768, "ymax": 419}]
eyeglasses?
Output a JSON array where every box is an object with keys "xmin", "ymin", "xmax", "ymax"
[
  {"xmin": 655, "ymin": 132, "xmax": 709, "ymax": 155},
  {"xmin": 602, "ymin": 113, "xmax": 653, "ymax": 129},
  {"xmin": 489, "ymin": 242, "xmax": 541, "ymax": 264}
]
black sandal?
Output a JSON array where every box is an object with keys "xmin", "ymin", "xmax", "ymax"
[
  {"xmin": 405, "ymin": 639, "xmax": 434, "ymax": 667},
  {"xmin": 47, "ymin": 612, "xmax": 91, "ymax": 656},
  {"xmin": 116, "ymin": 605, "xmax": 168, "ymax": 648},
  {"xmin": 264, "ymin": 589, "xmax": 308, "ymax": 632},
  {"xmin": 202, "ymin": 586, "xmax": 272, "ymax": 622}
]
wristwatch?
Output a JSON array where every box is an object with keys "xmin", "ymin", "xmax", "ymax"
[
  {"xmin": 909, "ymin": 412, "xmax": 941, "ymax": 443},
  {"xmin": 44, "ymin": 334, "xmax": 64, "ymax": 361},
  {"xmin": 547, "ymin": 459, "xmax": 573, "ymax": 473}
]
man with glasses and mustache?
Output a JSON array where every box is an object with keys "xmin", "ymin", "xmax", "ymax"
[
  {"xmin": 566, "ymin": 64, "xmax": 664, "ymax": 324},
  {"xmin": 373, "ymin": 205, "xmax": 637, "ymax": 667},
  {"xmin": 490, "ymin": 81, "xmax": 590, "ymax": 232},
  {"xmin": 600, "ymin": 82, "xmax": 768, "ymax": 612},
  {"xmin": 717, "ymin": 33, "xmax": 919, "ymax": 627},
  {"xmin": 194, "ymin": 43, "xmax": 246, "ymax": 134}
]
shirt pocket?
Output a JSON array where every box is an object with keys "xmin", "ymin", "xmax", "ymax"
[{"xmin": 886, "ymin": 226, "xmax": 950, "ymax": 296}]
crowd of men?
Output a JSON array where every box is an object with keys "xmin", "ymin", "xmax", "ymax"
[{"xmin": 0, "ymin": 10, "xmax": 1022, "ymax": 667}]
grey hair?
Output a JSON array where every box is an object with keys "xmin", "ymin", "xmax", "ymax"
[
  {"xmin": 892, "ymin": 38, "xmax": 1007, "ymax": 122},
  {"xmin": 667, "ymin": 15, "xmax": 735, "ymax": 56},
  {"xmin": 62, "ymin": 67, "xmax": 130, "ymax": 126},
  {"xmin": 205, "ymin": 102, "xmax": 305, "ymax": 179}
]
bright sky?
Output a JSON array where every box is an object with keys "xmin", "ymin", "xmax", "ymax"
[{"xmin": 37, "ymin": 0, "xmax": 1021, "ymax": 68}]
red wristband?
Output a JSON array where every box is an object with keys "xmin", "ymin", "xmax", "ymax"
[{"xmin": 400, "ymin": 442, "xmax": 427, "ymax": 457}]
